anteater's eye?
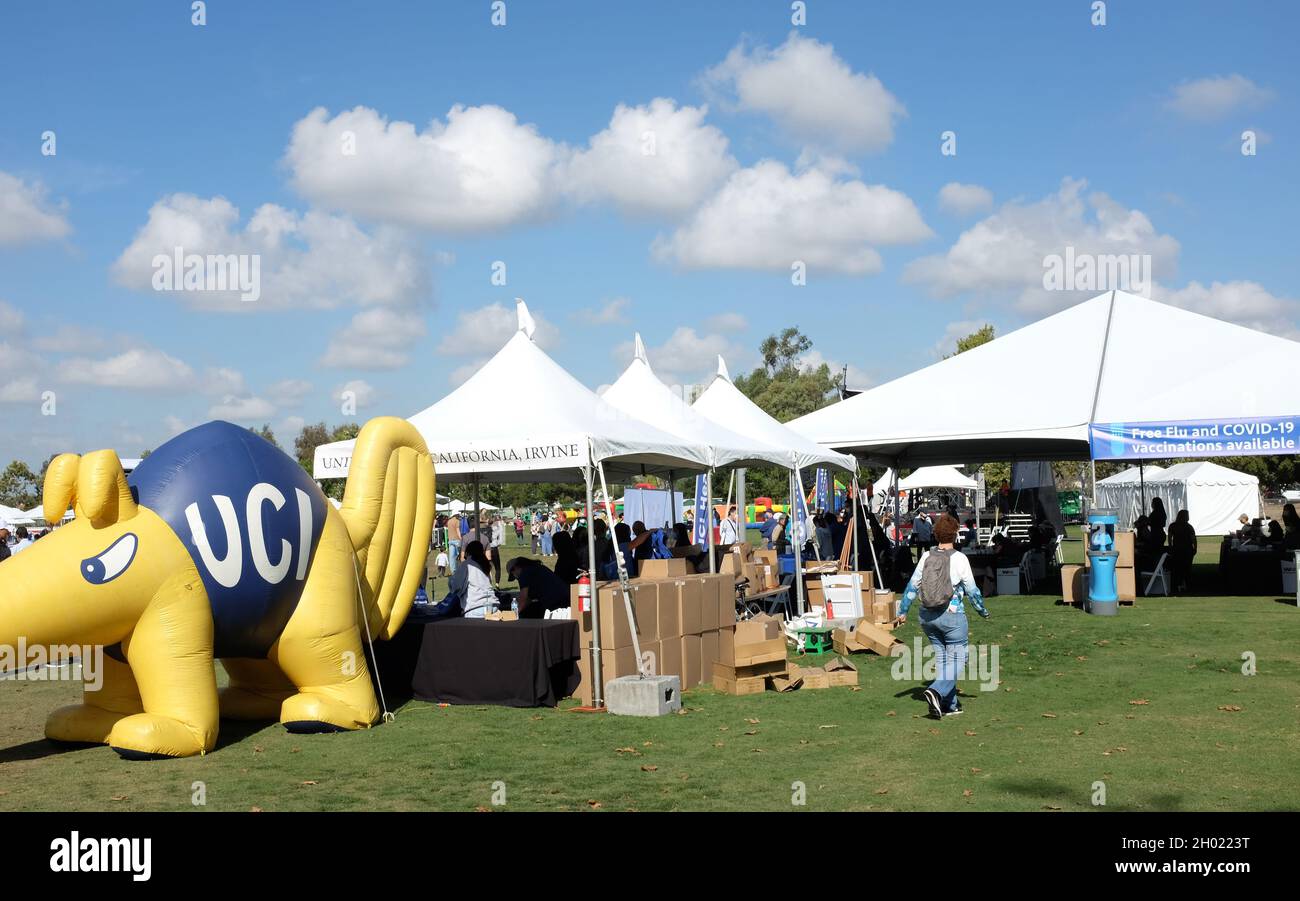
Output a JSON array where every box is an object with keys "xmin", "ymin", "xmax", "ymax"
[{"xmin": 81, "ymin": 534, "xmax": 138, "ymax": 585}]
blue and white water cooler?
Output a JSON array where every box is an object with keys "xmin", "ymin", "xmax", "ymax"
[{"xmin": 1086, "ymin": 509, "xmax": 1119, "ymax": 616}]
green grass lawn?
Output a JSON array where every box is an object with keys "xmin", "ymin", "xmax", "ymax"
[{"xmin": 2, "ymin": 579, "xmax": 1296, "ymax": 812}]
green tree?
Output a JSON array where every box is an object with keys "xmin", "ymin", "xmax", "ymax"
[
  {"xmin": 292, "ymin": 421, "xmax": 359, "ymax": 500},
  {"xmin": 0, "ymin": 460, "xmax": 40, "ymax": 509},
  {"xmin": 946, "ymin": 324, "xmax": 995, "ymax": 359},
  {"xmin": 731, "ymin": 327, "xmax": 845, "ymax": 500},
  {"xmin": 251, "ymin": 423, "xmax": 277, "ymax": 447}
]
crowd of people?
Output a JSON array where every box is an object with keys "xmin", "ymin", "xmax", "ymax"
[{"xmin": 0, "ymin": 525, "xmax": 38, "ymax": 562}]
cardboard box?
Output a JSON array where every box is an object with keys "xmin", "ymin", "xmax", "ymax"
[
  {"xmin": 1117, "ymin": 566, "xmax": 1136, "ymax": 601},
  {"xmin": 680, "ymin": 634, "xmax": 704, "ymax": 686},
  {"xmin": 1114, "ymin": 531, "xmax": 1135, "ymax": 569},
  {"xmin": 638, "ymin": 558, "xmax": 689, "ymax": 580},
  {"xmin": 690, "ymin": 576, "xmax": 720, "ymax": 632},
  {"xmin": 755, "ymin": 548, "xmax": 778, "ymax": 568},
  {"xmin": 484, "ymin": 610, "xmax": 519, "ymax": 621},
  {"xmin": 798, "ymin": 666, "xmax": 831, "ymax": 689},
  {"xmin": 578, "ymin": 582, "xmax": 656, "ymax": 649},
  {"xmin": 701, "ymin": 629, "xmax": 720, "ymax": 668},
  {"xmin": 1060, "ymin": 564, "xmax": 1084, "ymax": 605},
  {"xmin": 768, "ymin": 670, "xmax": 804, "ymax": 692},
  {"xmin": 870, "ymin": 591, "xmax": 897, "ymax": 624},
  {"xmin": 713, "ymin": 659, "xmax": 789, "ymax": 681},
  {"xmin": 825, "ymin": 657, "xmax": 859, "ymax": 687},
  {"xmin": 713, "ymin": 574, "xmax": 735, "ymax": 627},
  {"xmin": 850, "ymin": 619, "xmax": 904, "ymax": 656},
  {"xmin": 806, "ymin": 585, "xmax": 826, "ymax": 609},
  {"xmin": 658, "ymin": 634, "xmax": 682, "ymax": 679},
  {"xmin": 679, "ymin": 578, "xmax": 704, "ymax": 635},
  {"xmin": 714, "ymin": 672, "xmax": 767, "ymax": 695},
  {"xmin": 657, "ymin": 581, "xmax": 681, "ymax": 639},
  {"xmin": 721, "ymin": 615, "xmax": 786, "ymax": 667},
  {"xmin": 576, "ymin": 654, "xmax": 593, "ymax": 706}
]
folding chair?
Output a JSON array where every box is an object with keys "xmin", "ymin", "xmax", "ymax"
[{"xmin": 1140, "ymin": 552, "xmax": 1170, "ymax": 596}]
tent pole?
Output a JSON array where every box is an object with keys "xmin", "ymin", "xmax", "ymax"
[
  {"xmin": 851, "ymin": 475, "xmax": 861, "ymax": 573},
  {"xmin": 1140, "ymin": 461, "xmax": 1146, "ymax": 513},
  {"xmin": 667, "ymin": 469, "xmax": 676, "ymax": 530},
  {"xmin": 597, "ymin": 461, "xmax": 646, "ymax": 678},
  {"xmin": 707, "ymin": 468, "xmax": 717, "ymax": 574},
  {"xmin": 792, "ymin": 469, "xmax": 806, "ymax": 616},
  {"xmin": 737, "ymin": 468, "xmax": 748, "ymax": 546},
  {"xmin": 583, "ymin": 466, "xmax": 604, "ymax": 706},
  {"xmin": 472, "ymin": 472, "xmax": 481, "ymax": 545}
]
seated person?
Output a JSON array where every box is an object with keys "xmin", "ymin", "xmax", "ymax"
[
  {"xmin": 1265, "ymin": 520, "xmax": 1286, "ymax": 546},
  {"xmin": 429, "ymin": 540, "xmax": 498, "ymax": 619},
  {"xmin": 629, "ymin": 520, "xmax": 654, "ymax": 561},
  {"xmin": 614, "ymin": 521, "xmax": 637, "ymax": 577},
  {"xmin": 508, "ymin": 556, "xmax": 570, "ymax": 618},
  {"xmin": 989, "ymin": 532, "xmax": 1029, "ymax": 565},
  {"xmin": 577, "ymin": 519, "xmax": 617, "ymax": 577},
  {"xmin": 959, "ymin": 518, "xmax": 979, "ymax": 549}
]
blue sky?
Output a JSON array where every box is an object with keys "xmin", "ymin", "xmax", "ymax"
[{"xmin": 1, "ymin": 1, "xmax": 1297, "ymax": 466}]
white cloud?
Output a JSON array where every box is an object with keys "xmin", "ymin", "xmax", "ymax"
[
  {"xmin": 285, "ymin": 105, "xmax": 563, "ymax": 231},
  {"xmin": 703, "ymin": 312, "xmax": 748, "ymax": 332},
  {"xmin": 1166, "ymin": 74, "xmax": 1273, "ymax": 122},
  {"xmin": 112, "ymin": 194, "xmax": 429, "ymax": 311},
  {"xmin": 574, "ymin": 296, "xmax": 631, "ymax": 325},
  {"xmin": 208, "ymin": 395, "xmax": 276, "ymax": 422},
  {"xmin": 653, "ymin": 159, "xmax": 930, "ymax": 274},
  {"xmin": 0, "ymin": 300, "xmax": 24, "ymax": 333},
  {"xmin": 320, "ymin": 307, "xmax": 428, "ymax": 370},
  {"xmin": 0, "ymin": 172, "xmax": 71, "ymax": 245},
  {"xmin": 0, "ymin": 377, "xmax": 40, "ymax": 404},
  {"xmin": 62, "ymin": 347, "xmax": 196, "ymax": 391},
  {"xmin": 201, "ymin": 367, "xmax": 247, "ymax": 397},
  {"xmin": 1154, "ymin": 280, "xmax": 1300, "ymax": 338},
  {"xmin": 702, "ymin": 32, "xmax": 905, "ymax": 152},
  {"xmin": 929, "ymin": 319, "xmax": 995, "ymax": 360},
  {"xmin": 30, "ymin": 323, "xmax": 107, "ymax": 355},
  {"xmin": 904, "ymin": 177, "xmax": 1180, "ymax": 312},
  {"xmin": 267, "ymin": 378, "xmax": 313, "ymax": 407},
  {"xmin": 562, "ymin": 99, "xmax": 736, "ymax": 217},
  {"xmin": 437, "ymin": 302, "xmax": 558, "ymax": 355},
  {"xmin": 332, "ymin": 379, "xmax": 377, "ymax": 409},
  {"xmin": 938, "ymin": 182, "xmax": 994, "ymax": 217},
  {"xmin": 278, "ymin": 415, "xmax": 306, "ymax": 439},
  {"xmin": 163, "ymin": 415, "xmax": 188, "ymax": 436}
]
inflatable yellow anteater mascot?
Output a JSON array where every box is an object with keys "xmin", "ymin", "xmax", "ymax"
[{"xmin": 0, "ymin": 417, "xmax": 434, "ymax": 759}]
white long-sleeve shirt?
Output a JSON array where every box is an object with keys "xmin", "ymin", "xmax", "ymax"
[{"xmin": 463, "ymin": 564, "xmax": 498, "ymax": 618}]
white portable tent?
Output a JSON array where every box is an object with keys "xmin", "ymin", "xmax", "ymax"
[
  {"xmin": 692, "ymin": 356, "xmax": 858, "ymax": 612},
  {"xmin": 436, "ymin": 499, "xmax": 499, "ymax": 514},
  {"xmin": 898, "ymin": 465, "xmax": 977, "ymax": 491},
  {"xmin": 602, "ymin": 335, "xmax": 793, "ymax": 575},
  {"xmin": 1098, "ymin": 461, "xmax": 1259, "ymax": 534},
  {"xmin": 786, "ymin": 290, "xmax": 1300, "ymax": 465},
  {"xmin": 313, "ymin": 300, "xmax": 711, "ymax": 705},
  {"xmin": 1094, "ymin": 466, "xmax": 1166, "ymax": 527}
]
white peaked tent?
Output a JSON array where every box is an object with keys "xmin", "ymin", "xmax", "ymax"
[
  {"xmin": 693, "ymin": 356, "xmax": 858, "ymax": 614},
  {"xmin": 786, "ymin": 290, "xmax": 1300, "ymax": 464},
  {"xmin": 436, "ymin": 499, "xmax": 498, "ymax": 513},
  {"xmin": 313, "ymin": 300, "xmax": 711, "ymax": 707},
  {"xmin": 603, "ymin": 335, "xmax": 790, "ymax": 470},
  {"xmin": 1098, "ymin": 465, "xmax": 1167, "ymax": 486},
  {"xmin": 898, "ymin": 465, "xmax": 977, "ymax": 491},
  {"xmin": 1098, "ymin": 461, "xmax": 1259, "ymax": 534}
]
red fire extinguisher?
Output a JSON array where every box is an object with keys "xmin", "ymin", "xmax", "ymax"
[{"xmin": 577, "ymin": 571, "xmax": 592, "ymax": 613}]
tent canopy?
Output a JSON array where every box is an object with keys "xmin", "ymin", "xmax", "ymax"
[
  {"xmin": 314, "ymin": 300, "xmax": 711, "ymax": 483},
  {"xmin": 602, "ymin": 334, "xmax": 790, "ymax": 469},
  {"xmin": 787, "ymin": 291, "xmax": 1300, "ymax": 464},
  {"xmin": 1098, "ymin": 465, "xmax": 1166, "ymax": 486},
  {"xmin": 437, "ymin": 499, "xmax": 498, "ymax": 513},
  {"xmin": 898, "ymin": 465, "xmax": 977, "ymax": 491},
  {"xmin": 691, "ymin": 357, "xmax": 856, "ymax": 474},
  {"xmin": 1096, "ymin": 460, "xmax": 1259, "ymax": 534}
]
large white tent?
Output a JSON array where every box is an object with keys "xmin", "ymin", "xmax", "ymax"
[
  {"xmin": 1097, "ymin": 461, "xmax": 1260, "ymax": 534},
  {"xmin": 787, "ymin": 290, "xmax": 1300, "ymax": 465},
  {"xmin": 898, "ymin": 465, "xmax": 977, "ymax": 491},
  {"xmin": 313, "ymin": 301, "xmax": 710, "ymax": 483},
  {"xmin": 436, "ymin": 499, "xmax": 498, "ymax": 513},
  {"xmin": 312, "ymin": 300, "xmax": 713, "ymax": 707}
]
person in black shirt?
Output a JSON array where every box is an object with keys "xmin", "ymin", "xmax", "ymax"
[
  {"xmin": 508, "ymin": 557, "xmax": 570, "ymax": 618},
  {"xmin": 552, "ymin": 530, "xmax": 579, "ymax": 584}
]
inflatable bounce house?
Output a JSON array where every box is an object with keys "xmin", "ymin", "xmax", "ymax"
[{"xmin": 0, "ymin": 417, "xmax": 433, "ymax": 759}]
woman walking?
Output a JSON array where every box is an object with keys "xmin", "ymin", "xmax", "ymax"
[{"xmin": 896, "ymin": 514, "xmax": 990, "ymax": 718}]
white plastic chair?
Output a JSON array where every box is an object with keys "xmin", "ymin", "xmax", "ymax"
[{"xmin": 1141, "ymin": 553, "xmax": 1170, "ymax": 596}]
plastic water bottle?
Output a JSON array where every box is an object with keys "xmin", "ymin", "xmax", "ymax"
[{"xmin": 511, "ymin": 599, "xmax": 519, "ymax": 613}]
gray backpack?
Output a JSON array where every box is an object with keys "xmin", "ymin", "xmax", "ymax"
[{"xmin": 917, "ymin": 549, "xmax": 955, "ymax": 609}]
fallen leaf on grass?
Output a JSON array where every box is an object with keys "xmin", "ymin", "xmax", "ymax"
[
  {"xmin": 928, "ymin": 729, "xmax": 940, "ymax": 735},
  {"xmin": 713, "ymin": 742, "xmax": 724, "ymax": 748},
  {"xmin": 1218, "ymin": 705, "xmax": 1243, "ymax": 712},
  {"xmin": 798, "ymin": 739, "xmax": 809, "ymax": 745},
  {"xmin": 1129, "ymin": 699, "xmax": 1150, "ymax": 706},
  {"xmin": 744, "ymin": 730, "xmax": 758, "ymax": 736},
  {"xmin": 886, "ymin": 710, "xmax": 897, "ymax": 717},
  {"xmin": 587, "ymin": 800, "xmax": 602, "ymax": 809},
  {"xmin": 475, "ymin": 805, "xmax": 490, "ymax": 812},
  {"xmin": 818, "ymin": 724, "xmax": 838, "ymax": 730},
  {"xmin": 962, "ymin": 789, "xmax": 973, "ymax": 798},
  {"xmin": 110, "ymin": 795, "xmax": 128, "ymax": 802},
  {"xmin": 850, "ymin": 686, "xmax": 862, "ymax": 692},
  {"xmin": 1095, "ymin": 640, "xmax": 1110, "ymax": 646},
  {"xmin": 253, "ymin": 746, "xmax": 264, "ymax": 753},
  {"xmin": 718, "ymin": 726, "xmax": 729, "ymax": 732},
  {"xmin": 970, "ymin": 767, "xmax": 982, "ymax": 774},
  {"xmin": 640, "ymin": 765, "xmax": 658, "ymax": 772},
  {"xmin": 964, "ymin": 730, "xmax": 977, "ymax": 736},
  {"xmin": 1043, "ymin": 804, "xmax": 1062, "ymax": 811},
  {"xmin": 875, "ymin": 788, "xmax": 889, "ymax": 795},
  {"xmin": 290, "ymin": 748, "xmax": 301, "ymax": 754},
  {"xmin": 750, "ymin": 748, "xmax": 764, "ymax": 753},
  {"xmin": 1075, "ymin": 656, "xmax": 1088, "ymax": 661},
  {"xmin": 642, "ymin": 741, "xmax": 653, "ymax": 747},
  {"xmin": 746, "ymin": 718, "xmax": 760, "ymax": 724},
  {"xmin": 300, "ymin": 780, "xmax": 318, "ymax": 786},
  {"xmin": 614, "ymin": 747, "xmax": 640, "ymax": 756},
  {"xmin": 1073, "ymin": 730, "xmax": 1085, "ymax": 736},
  {"xmin": 250, "ymin": 806, "xmax": 263, "ymax": 813},
  {"xmin": 1041, "ymin": 713, "xmax": 1058, "ymax": 719}
]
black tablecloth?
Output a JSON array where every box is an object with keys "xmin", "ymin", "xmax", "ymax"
[
  {"xmin": 1218, "ymin": 544, "xmax": 1287, "ymax": 595},
  {"xmin": 396, "ymin": 618, "xmax": 581, "ymax": 707}
]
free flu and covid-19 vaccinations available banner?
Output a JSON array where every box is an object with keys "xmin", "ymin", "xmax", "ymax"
[{"xmin": 1090, "ymin": 416, "xmax": 1300, "ymax": 460}]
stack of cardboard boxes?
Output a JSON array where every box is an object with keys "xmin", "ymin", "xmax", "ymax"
[
  {"xmin": 572, "ymin": 567, "xmax": 734, "ymax": 706},
  {"xmin": 832, "ymin": 618, "xmax": 904, "ymax": 657},
  {"xmin": 719, "ymin": 542, "xmax": 781, "ymax": 592},
  {"xmin": 1065, "ymin": 530, "xmax": 1136, "ymax": 606}
]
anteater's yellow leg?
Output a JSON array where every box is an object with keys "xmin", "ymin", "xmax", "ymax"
[
  {"xmin": 45, "ymin": 653, "xmax": 144, "ymax": 745},
  {"xmin": 218, "ymin": 659, "xmax": 296, "ymax": 721},
  {"xmin": 273, "ymin": 511, "xmax": 380, "ymax": 732},
  {"xmin": 107, "ymin": 568, "xmax": 219, "ymax": 758}
]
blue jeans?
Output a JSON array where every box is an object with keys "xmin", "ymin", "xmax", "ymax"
[
  {"xmin": 541, "ymin": 533, "xmax": 553, "ymax": 555},
  {"xmin": 447, "ymin": 540, "xmax": 460, "ymax": 573},
  {"xmin": 919, "ymin": 607, "xmax": 968, "ymax": 712}
]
